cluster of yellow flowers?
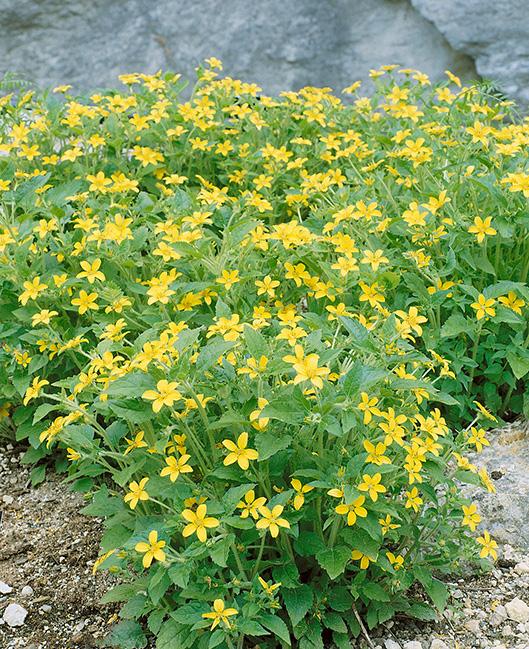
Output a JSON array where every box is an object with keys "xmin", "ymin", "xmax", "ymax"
[{"xmin": 0, "ymin": 60, "xmax": 517, "ymax": 645}]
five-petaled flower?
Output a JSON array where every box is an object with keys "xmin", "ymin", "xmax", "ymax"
[{"xmin": 135, "ymin": 530, "xmax": 166, "ymax": 568}]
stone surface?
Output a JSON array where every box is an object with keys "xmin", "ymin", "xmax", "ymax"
[
  {"xmin": 505, "ymin": 597, "xmax": 529, "ymax": 623},
  {"xmin": 403, "ymin": 643, "xmax": 423, "ymax": 649},
  {"xmin": 412, "ymin": 0, "xmax": 529, "ymax": 105},
  {"xmin": 0, "ymin": 581, "xmax": 12, "ymax": 594},
  {"xmin": 0, "ymin": 0, "xmax": 475, "ymax": 94},
  {"xmin": 429, "ymin": 640, "xmax": 450, "ymax": 649},
  {"xmin": 3, "ymin": 603, "xmax": 27, "ymax": 627},
  {"xmin": 466, "ymin": 424, "xmax": 529, "ymax": 549}
]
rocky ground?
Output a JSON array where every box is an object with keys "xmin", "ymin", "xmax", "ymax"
[{"xmin": 0, "ymin": 434, "xmax": 529, "ymax": 649}]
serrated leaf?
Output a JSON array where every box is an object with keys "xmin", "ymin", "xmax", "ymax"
[
  {"xmin": 283, "ymin": 585, "xmax": 313, "ymax": 627},
  {"xmin": 316, "ymin": 546, "xmax": 350, "ymax": 579}
]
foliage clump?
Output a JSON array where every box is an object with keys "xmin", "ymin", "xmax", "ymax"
[{"xmin": 0, "ymin": 60, "xmax": 517, "ymax": 648}]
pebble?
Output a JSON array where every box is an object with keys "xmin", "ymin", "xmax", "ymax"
[
  {"xmin": 3, "ymin": 603, "xmax": 28, "ymax": 627},
  {"xmin": 384, "ymin": 641, "xmax": 401, "ymax": 649},
  {"xmin": 464, "ymin": 618, "xmax": 481, "ymax": 634},
  {"xmin": 20, "ymin": 585, "xmax": 34, "ymax": 598},
  {"xmin": 2, "ymin": 494, "xmax": 14, "ymax": 505},
  {"xmin": 490, "ymin": 604, "xmax": 508, "ymax": 627},
  {"xmin": 430, "ymin": 641, "xmax": 450, "ymax": 649},
  {"xmin": 0, "ymin": 581, "xmax": 12, "ymax": 594},
  {"xmin": 403, "ymin": 643, "xmax": 423, "ymax": 649},
  {"xmin": 39, "ymin": 604, "xmax": 52, "ymax": 613},
  {"xmin": 515, "ymin": 561, "xmax": 529, "ymax": 575},
  {"xmin": 505, "ymin": 597, "xmax": 529, "ymax": 623}
]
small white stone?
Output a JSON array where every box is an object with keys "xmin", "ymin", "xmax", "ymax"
[
  {"xmin": 20, "ymin": 585, "xmax": 34, "ymax": 598},
  {"xmin": 2, "ymin": 495, "xmax": 14, "ymax": 505},
  {"xmin": 384, "ymin": 640, "xmax": 401, "ymax": 649},
  {"xmin": 39, "ymin": 604, "xmax": 51, "ymax": 613},
  {"xmin": 464, "ymin": 619, "xmax": 481, "ymax": 634},
  {"xmin": 0, "ymin": 581, "xmax": 12, "ymax": 594},
  {"xmin": 515, "ymin": 562, "xmax": 529, "ymax": 575},
  {"xmin": 430, "ymin": 641, "xmax": 450, "ymax": 649},
  {"xmin": 403, "ymin": 642, "xmax": 423, "ymax": 649},
  {"xmin": 3, "ymin": 603, "xmax": 28, "ymax": 627},
  {"xmin": 505, "ymin": 597, "xmax": 529, "ymax": 623}
]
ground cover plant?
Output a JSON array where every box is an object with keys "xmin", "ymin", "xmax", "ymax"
[{"xmin": 0, "ymin": 61, "xmax": 521, "ymax": 647}]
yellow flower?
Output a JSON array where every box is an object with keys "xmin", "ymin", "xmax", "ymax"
[
  {"xmin": 386, "ymin": 552, "xmax": 404, "ymax": 570},
  {"xmin": 222, "ymin": 432, "xmax": 259, "ymax": 470},
  {"xmin": 467, "ymin": 426, "xmax": 490, "ymax": 452},
  {"xmin": 31, "ymin": 309, "xmax": 58, "ymax": 326},
  {"xmin": 476, "ymin": 531, "xmax": 498, "ymax": 560},
  {"xmin": 23, "ymin": 376, "xmax": 49, "ymax": 405},
  {"xmin": 258, "ymin": 576, "xmax": 281, "ymax": 596},
  {"xmin": 237, "ymin": 489, "xmax": 267, "ymax": 519},
  {"xmin": 237, "ymin": 356, "xmax": 268, "ymax": 379},
  {"xmin": 19, "ymin": 276, "xmax": 48, "ymax": 305},
  {"xmin": 135, "ymin": 530, "xmax": 166, "ymax": 568},
  {"xmin": 358, "ymin": 473, "xmax": 386, "ymax": 501},
  {"xmin": 124, "ymin": 431, "xmax": 148, "ymax": 454},
  {"xmin": 66, "ymin": 447, "xmax": 80, "ymax": 461},
  {"xmin": 71, "ymin": 290, "xmax": 99, "ymax": 315},
  {"xmin": 405, "ymin": 487, "xmax": 423, "ymax": 512},
  {"xmin": 124, "ymin": 477, "xmax": 150, "ymax": 510},
  {"xmin": 291, "ymin": 479, "xmax": 314, "ymax": 510},
  {"xmin": 86, "ymin": 171, "xmax": 112, "ymax": 192},
  {"xmin": 76, "ymin": 259, "xmax": 106, "ymax": 283},
  {"xmin": 216, "ymin": 269, "xmax": 240, "ymax": 290},
  {"xmin": 357, "ymin": 392, "xmax": 381, "ymax": 424},
  {"xmin": 283, "ymin": 345, "xmax": 330, "ymax": 389},
  {"xmin": 468, "ymin": 216, "xmax": 497, "ymax": 243},
  {"xmin": 142, "ymin": 380, "xmax": 182, "ymax": 412},
  {"xmin": 470, "ymin": 294, "xmax": 495, "ymax": 320},
  {"xmin": 498, "ymin": 291, "xmax": 525, "ymax": 315},
  {"xmin": 256, "ymin": 505, "xmax": 290, "ymax": 538},
  {"xmin": 462, "ymin": 503, "xmax": 481, "ymax": 531},
  {"xmin": 249, "ymin": 397, "xmax": 270, "ymax": 430},
  {"xmin": 335, "ymin": 496, "xmax": 368, "ymax": 526},
  {"xmin": 363, "ymin": 440, "xmax": 391, "ymax": 466},
  {"xmin": 160, "ymin": 454, "xmax": 193, "ymax": 482},
  {"xmin": 351, "ymin": 549, "xmax": 372, "ymax": 569},
  {"xmin": 202, "ymin": 599, "xmax": 238, "ymax": 630},
  {"xmin": 181, "ymin": 503, "xmax": 219, "ymax": 542},
  {"xmin": 255, "ymin": 275, "xmax": 280, "ymax": 297},
  {"xmin": 379, "ymin": 515, "xmax": 400, "ymax": 534}
]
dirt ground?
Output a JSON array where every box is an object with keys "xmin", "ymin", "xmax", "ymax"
[{"xmin": 0, "ymin": 444, "xmax": 117, "ymax": 648}]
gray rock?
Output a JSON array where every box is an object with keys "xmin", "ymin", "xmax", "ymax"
[
  {"xmin": 464, "ymin": 425, "xmax": 529, "ymax": 549},
  {"xmin": 464, "ymin": 618, "xmax": 481, "ymax": 634},
  {"xmin": 20, "ymin": 585, "xmax": 33, "ymax": 598},
  {"xmin": 2, "ymin": 494, "xmax": 14, "ymax": 505},
  {"xmin": 505, "ymin": 597, "xmax": 529, "ymax": 623},
  {"xmin": 412, "ymin": 0, "xmax": 529, "ymax": 105},
  {"xmin": 3, "ymin": 603, "xmax": 28, "ymax": 627},
  {"xmin": 0, "ymin": 0, "xmax": 475, "ymax": 95},
  {"xmin": 490, "ymin": 604, "xmax": 508, "ymax": 627},
  {"xmin": 0, "ymin": 581, "xmax": 12, "ymax": 594},
  {"xmin": 384, "ymin": 640, "xmax": 401, "ymax": 649},
  {"xmin": 430, "ymin": 641, "xmax": 450, "ymax": 649},
  {"xmin": 403, "ymin": 642, "xmax": 423, "ymax": 649},
  {"xmin": 515, "ymin": 561, "xmax": 529, "ymax": 575}
]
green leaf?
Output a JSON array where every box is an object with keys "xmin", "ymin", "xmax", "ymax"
[
  {"xmin": 260, "ymin": 613, "xmax": 291, "ymax": 645},
  {"xmin": 282, "ymin": 585, "xmax": 313, "ymax": 627},
  {"xmin": 105, "ymin": 621, "xmax": 147, "ymax": 649},
  {"xmin": 316, "ymin": 546, "xmax": 350, "ymax": 579},
  {"xmin": 196, "ymin": 339, "xmax": 235, "ymax": 371},
  {"xmin": 256, "ymin": 432, "xmax": 292, "ymax": 460},
  {"xmin": 360, "ymin": 581, "xmax": 390, "ymax": 602},
  {"xmin": 507, "ymin": 351, "xmax": 529, "ymax": 379},
  {"xmin": 440, "ymin": 313, "xmax": 471, "ymax": 338},
  {"xmin": 243, "ymin": 324, "xmax": 268, "ymax": 358}
]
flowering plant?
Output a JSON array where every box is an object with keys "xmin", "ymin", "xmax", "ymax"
[{"xmin": 0, "ymin": 61, "xmax": 513, "ymax": 647}]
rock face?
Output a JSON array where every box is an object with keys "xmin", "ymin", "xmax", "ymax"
[
  {"xmin": 0, "ymin": 0, "xmax": 475, "ymax": 94},
  {"xmin": 468, "ymin": 423, "xmax": 529, "ymax": 549},
  {"xmin": 412, "ymin": 0, "xmax": 529, "ymax": 104}
]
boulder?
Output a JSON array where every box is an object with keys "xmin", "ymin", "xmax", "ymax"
[{"xmin": 0, "ymin": 0, "xmax": 475, "ymax": 93}]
